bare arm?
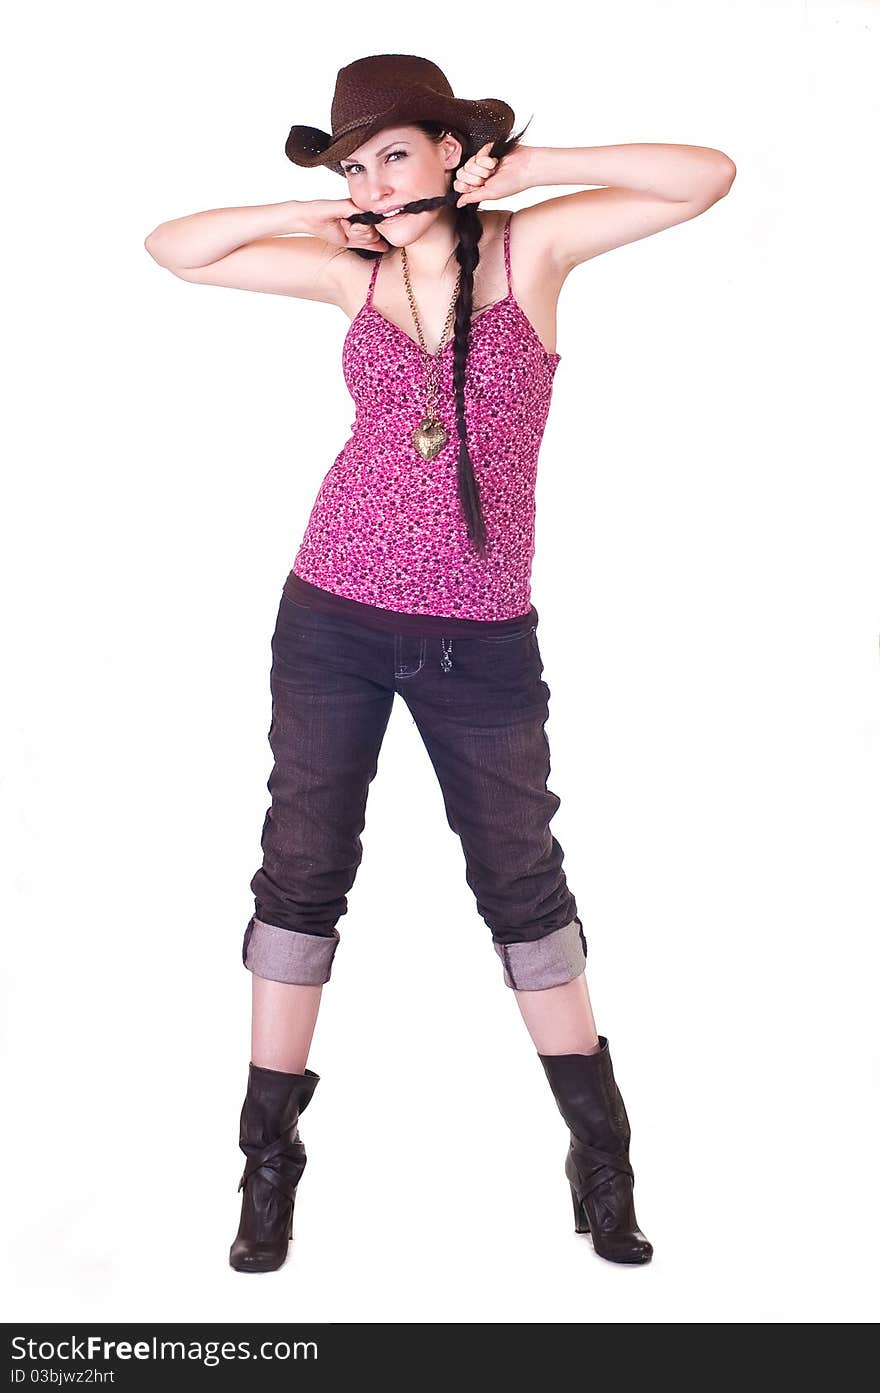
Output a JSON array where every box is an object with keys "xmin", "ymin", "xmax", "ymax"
[
  {"xmin": 457, "ymin": 143, "xmax": 736, "ymax": 275},
  {"xmin": 144, "ymin": 200, "xmax": 313, "ymax": 270},
  {"xmin": 518, "ymin": 145, "xmax": 736, "ymax": 275},
  {"xmin": 144, "ymin": 198, "xmax": 385, "ymax": 303}
]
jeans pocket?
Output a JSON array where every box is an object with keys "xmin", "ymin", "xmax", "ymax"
[
  {"xmin": 271, "ymin": 593, "xmax": 325, "ymax": 680},
  {"xmin": 469, "ymin": 622, "xmax": 538, "ymax": 645},
  {"xmin": 280, "ymin": 592, "xmax": 317, "ymax": 617}
]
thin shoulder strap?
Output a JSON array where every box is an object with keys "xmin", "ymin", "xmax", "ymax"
[
  {"xmin": 365, "ymin": 252, "xmax": 382, "ymax": 308},
  {"xmin": 503, "ymin": 213, "xmax": 513, "ymax": 295}
]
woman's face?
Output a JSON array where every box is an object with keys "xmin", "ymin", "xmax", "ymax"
[{"xmin": 340, "ymin": 124, "xmax": 462, "ymax": 245}]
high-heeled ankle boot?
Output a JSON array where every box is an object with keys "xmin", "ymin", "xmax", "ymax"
[
  {"xmin": 229, "ymin": 1062, "xmax": 320, "ymax": 1273},
  {"xmin": 538, "ymin": 1036, "xmax": 653, "ymax": 1265}
]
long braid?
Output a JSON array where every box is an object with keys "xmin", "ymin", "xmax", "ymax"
[
  {"xmin": 448, "ymin": 200, "xmax": 486, "ymax": 551},
  {"xmin": 340, "ymin": 116, "xmax": 532, "ymax": 554}
]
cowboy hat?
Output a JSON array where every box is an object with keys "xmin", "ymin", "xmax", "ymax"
[{"xmin": 285, "ymin": 53, "xmax": 515, "ymax": 176}]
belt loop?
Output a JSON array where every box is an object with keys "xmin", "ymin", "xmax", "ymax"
[{"xmin": 440, "ymin": 638, "xmax": 453, "ymax": 673}]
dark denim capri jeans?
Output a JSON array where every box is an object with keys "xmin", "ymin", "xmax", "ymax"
[{"xmin": 242, "ymin": 591, "xmax": 588, "ymax": 992}]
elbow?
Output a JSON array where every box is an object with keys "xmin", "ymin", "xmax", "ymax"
[
  {"xmin": 144, "ymin": 226, "xmax": 173, "ymax": 267},
  {"xmin": 144, "ymin": 229, "xmax": 162, "ymax": 263},
  {"xmin": 712, "ymin": 154, "xmax": 737, "ymax": 195},
  {"xmin": 691, "ymin": 157, "xmax": 736, "ymax": 212}
]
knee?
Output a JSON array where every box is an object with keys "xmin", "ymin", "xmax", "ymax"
[
  {"xmin": 242, "ymin": 916, "xmax": 340, "ymax": 986},
  {"xmin": 493, "ymin": 917, "xmax": 587, "ymax": 991}
]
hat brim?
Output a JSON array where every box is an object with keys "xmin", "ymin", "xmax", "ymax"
[{"xmin": 285, "ymin": 89, "xmax": 515, "ymax": 175}]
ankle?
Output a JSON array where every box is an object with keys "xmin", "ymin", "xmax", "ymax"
[
  {"xmin": 539, "ymin": 1034, "xmax": 601, "ymax": 1057},
  {"xmin": 250, "ymin": 1055, "xmax": 310, "ymax": 1075}
]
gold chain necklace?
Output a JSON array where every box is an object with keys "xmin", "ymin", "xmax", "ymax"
[{"xmin": 401, "ymin": 246, "xmax": 462, "ymax": 461}]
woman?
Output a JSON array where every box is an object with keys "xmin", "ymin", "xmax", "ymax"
[{"xmin": 145, "ymin": 54, "xmax": 735, "ymax": 1274}]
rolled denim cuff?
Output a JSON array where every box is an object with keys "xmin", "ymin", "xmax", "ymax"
[
  {"xmin": 243, "ymin": 916, "xmax": 340, "ymax": 986},
  {"xmin": 493, "ymin": 918, "xmax": 587, "ymax": 991}
]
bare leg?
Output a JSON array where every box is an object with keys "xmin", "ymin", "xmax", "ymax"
[
  {"xmin": 513, "ymin": 971, "xmax": 601, "ymax": 1055},
  {"xmin": 250, "ymin": 974, "xmax": 323, "ymax": 1074}
]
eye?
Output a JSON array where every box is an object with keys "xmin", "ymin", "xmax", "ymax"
[{"xmin": 343, "ymin": 150, "xmax": 407, "ymax": 176}]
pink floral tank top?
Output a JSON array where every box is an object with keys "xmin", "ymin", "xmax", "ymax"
[{"xmin": 288, "ymin": 212, "xmax": 561, "ymax": 631}]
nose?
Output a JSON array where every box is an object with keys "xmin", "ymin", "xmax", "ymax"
[{"xmin": 365, "ymin": 177, "xmax": 395, "ymax": 212}]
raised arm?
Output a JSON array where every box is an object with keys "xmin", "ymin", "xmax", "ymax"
[
  {"xmin": 455, "ymin": 142, "xmax": 736, "ymax": 276},
  {"xmin": 144, "ymin": 197, "xmax": 385, "ymax": 303}
]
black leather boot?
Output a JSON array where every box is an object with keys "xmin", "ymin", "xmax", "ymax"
[
  {"xmin": 229, "ymin": 1062, "xmax": 320, "ymax": 1273},
  {"xmin": 538, "ymin": 1036, "xmax": 653, "ymax": 1264}
]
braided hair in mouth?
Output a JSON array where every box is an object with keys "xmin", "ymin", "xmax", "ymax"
[{"xmin": 333, "ymin": 117, "xmax": 533, "ymax": 554}]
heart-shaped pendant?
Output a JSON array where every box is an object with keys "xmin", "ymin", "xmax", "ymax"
[{"xmin": 412, "ymin": 416, "xmax": 447, "ymax": 460}]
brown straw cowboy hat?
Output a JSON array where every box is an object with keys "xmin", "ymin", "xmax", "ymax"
[{"xmin": 285, "ymin": 54, "xmax": 516, "ymax": 176}]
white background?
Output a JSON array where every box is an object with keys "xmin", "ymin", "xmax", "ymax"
[{"xmin": 3, "ymin": 0, "xmax": 878, "ymax": 1325}]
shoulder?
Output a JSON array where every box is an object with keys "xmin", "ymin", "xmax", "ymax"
[
  {"xmin": 471, "ymin": 210, "xmax": 512, "ymax": 267},
  {"xmin": 483, "ymin": 209, "xmax": 512, "ymax": 243},
  {"xmin": 496, "ymin": 206, "xmax": 559, "ymax": 290},
  {"xmin": 329, "ymin": 248, "xmax": 385, "ymax": 317}
]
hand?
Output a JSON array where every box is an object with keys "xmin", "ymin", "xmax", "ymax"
[
  {"xmin": 453, "ymin": 143, "xmax": 534, "ymax": 207},
  {"xmin": 302, "ymin": 198, "xmax": 388, "ymax": 251}
]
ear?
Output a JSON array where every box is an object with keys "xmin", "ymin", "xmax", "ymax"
[{"xmin": 440, "ymin": 129, "xmax": 464, "ymax": 170}]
